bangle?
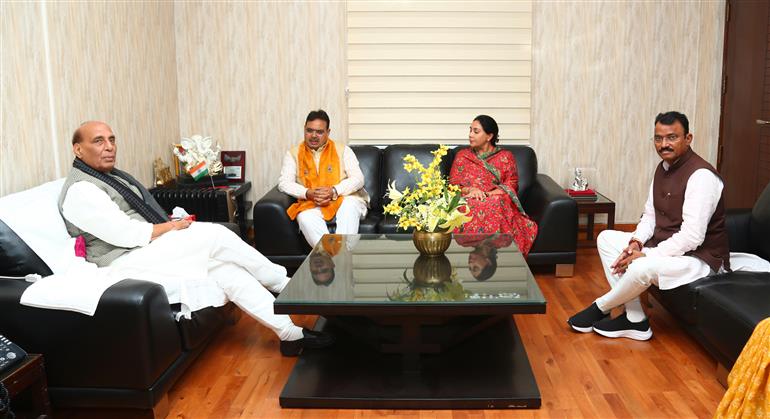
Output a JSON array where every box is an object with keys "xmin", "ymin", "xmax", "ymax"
[{"xmin": 629, "ymin": 238, "xmax": 643, "ymax": 250}]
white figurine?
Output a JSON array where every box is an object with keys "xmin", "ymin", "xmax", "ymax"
[
  {"xmin": 571, "ymin": 168, "xmax": 589, "ymax": 191},
  {"xmin": 173, "ymin": 135, "xmax": 223, "ymax": 175}
]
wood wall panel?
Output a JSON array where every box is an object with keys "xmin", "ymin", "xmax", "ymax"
[
  {"xmin": 1, "ymin": 2, "xmax": 179, "ymax": 195},
  {"xmin": 531, "ymin": 1, "xmax": 726, "ymax": 223}
]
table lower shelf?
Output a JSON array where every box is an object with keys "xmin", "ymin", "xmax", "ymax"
[{"xmin": 280, "ymin": 316, "xmax": 540, "ymax": 409}]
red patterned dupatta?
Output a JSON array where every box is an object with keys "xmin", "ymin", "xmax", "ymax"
[{"xmin": 475, "ymin": 147, "xmax": 527, "ymax": 215}]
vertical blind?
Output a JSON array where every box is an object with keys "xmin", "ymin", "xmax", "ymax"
[{"xmin": 346, "ymin": 1, "xmax": 532, "ymax": 145}]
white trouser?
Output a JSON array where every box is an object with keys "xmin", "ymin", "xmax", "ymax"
[
  {"xmin": 111, "ymin": 222, "xmax": 302, "ymax": 341},
  {"xmin": 296, "ymin": 198, "xmax": 367, "ymax": 247},
  {"xmin": 594, "ymin": 230, "xmax": 709, "ymax": 322}
]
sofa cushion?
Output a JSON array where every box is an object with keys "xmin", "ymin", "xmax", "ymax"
[
  {"xmin": 351, "ymin": 145, "xmax": 383, "ymax": 211},
  {"xmin": 381, "ymin": 145, "xmax": 452, "ymax": 209},
  {"xmin": 358, "ymin": 212, "xmax": 381, "ymax": 234},
  {"xmin": 749, "ymin": 182, "xmax": 770, "ymax": 260},
  {"xmin": 696, "ymin": 273, "xmax": 770, "ymax": 367},
  {"xmin": 451, "ymin": 145, "xmax": 537, "ymax": 201},
  {"xmin": 652, "ymin": 273, "xmax": 734, "ymax": 325},
  {"xmin": 173, "ymin": 303, "xmax": 231, "ymax": 351},
  {"xmin": 0, "ymin": 219, "xmax": 53, "ymax": 277}
]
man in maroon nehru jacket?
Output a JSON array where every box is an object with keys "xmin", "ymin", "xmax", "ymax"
[{"xmin": 568, "ymin": 111, "xmax": 729, "ymax": 340}]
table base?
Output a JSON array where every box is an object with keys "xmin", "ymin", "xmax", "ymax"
[{"xmin": 280, "ymin": 316, "xmax": 540, "ymax": 409}]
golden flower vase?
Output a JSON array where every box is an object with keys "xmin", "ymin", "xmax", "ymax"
[
  {"xmin": 412, "ymin": 230, "xmax": 452, "ymax": 257},
  {"xmin": 412, "ymin": 254, "xmax": 453, "ymax": 286}
]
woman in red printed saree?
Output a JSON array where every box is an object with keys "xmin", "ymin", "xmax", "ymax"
[{"xmin": 449, "ymin": 115, "xmax": 538, "ymax": 256}]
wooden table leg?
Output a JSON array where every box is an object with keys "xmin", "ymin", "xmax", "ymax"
[{"xmin": 586, "ymin": 213, "xmax": 595, "ymax": 241}]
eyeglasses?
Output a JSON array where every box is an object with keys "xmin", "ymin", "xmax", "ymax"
[
  {"xmin": 305, "ymin": 128, "xmax": 327, "ymax": 136},
  {"xmin": 651, "ymin": 134, "xmax": 681, "ymax": 144}
]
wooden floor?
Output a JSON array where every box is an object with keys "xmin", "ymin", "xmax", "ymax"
[{"xmin": 63, "ymin": 247, "xmax": 729, "ymax": 418}]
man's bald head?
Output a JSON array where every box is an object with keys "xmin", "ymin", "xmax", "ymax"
[
  {"xmin": 72, "ymin": 121, "xmax": 117, "ymax": 172},
  {"xmin": 72, "ymin": 121, "xmax": 109, "ymax": 144}
]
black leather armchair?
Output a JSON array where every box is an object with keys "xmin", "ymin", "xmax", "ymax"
[
  {"xmin": 0, "ymin": 219, "xmax": 237, "ymax": 416},
  {"xmin": 254, "ymin": 144, "xmax": 578, "ymax": 274},
  {"xmin": 650, "ymin": 182, "xmax": 770, "ymax": 375}
]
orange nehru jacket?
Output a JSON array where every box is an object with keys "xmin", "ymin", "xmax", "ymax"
[{"xmin": 286, "ymin": 139, "xmax": 344, "ymax": 221}]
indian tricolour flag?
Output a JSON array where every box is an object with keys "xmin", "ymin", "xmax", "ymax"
[{"xmin": 187, "ymin": 161, "xmax": 209, "ymax": 180}]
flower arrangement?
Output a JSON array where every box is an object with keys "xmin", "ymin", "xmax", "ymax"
[
  {"xmin": 387, "ymin": 268, "xmax": 467, "ymax": 302},
  {"xmin": 173, "ymin": 135, "xmax": 223, "ymax": 180},
  {"xmin": 383, "ymin": 145, "xmax": 472, "ymax": 232}
]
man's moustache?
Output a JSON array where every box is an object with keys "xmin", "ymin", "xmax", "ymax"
[{"xmin": 659, "ymin": 147, "xmax": 674, "ymax": 153}]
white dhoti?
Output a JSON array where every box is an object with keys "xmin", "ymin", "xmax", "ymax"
[
  {"xmin": 296, "ymin": 198, "xmax": 367, "ymax": 247},
  {"xmin": 109, "ymin": 222, "xmax": 300, "ymax": 340},
  {"xmin": 594, "ymin": 230, "xmax": 711, "ymax": 322}
]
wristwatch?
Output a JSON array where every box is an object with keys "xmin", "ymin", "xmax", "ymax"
[{"xmin": 332, "ymin": 187, "xmax": 339, "ymax": 201}]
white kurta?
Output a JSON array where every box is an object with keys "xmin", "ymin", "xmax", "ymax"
[
  {"xmin": 61, "ymin": 181, "xmax": 299, "ymax": 340},
  {"xmin": 278, "ymin": 143, "xmax": 369, "ymax": 247},
  {"xmin": 595, "ymin": 167, "xmax": 723, "ymax": 322}
]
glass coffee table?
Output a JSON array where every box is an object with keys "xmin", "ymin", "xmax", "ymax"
[{"xmin": 275, "ymin": 233, "xmax": 546, "ymax": 409}]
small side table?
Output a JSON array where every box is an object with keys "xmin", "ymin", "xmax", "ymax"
[
  {"xmin": 0, "ymin": 354, "xmax": 52, "ymax": 418},
  {"xmin": 574, "ymin": 192, "xmax": 615, "ymax": 246}
]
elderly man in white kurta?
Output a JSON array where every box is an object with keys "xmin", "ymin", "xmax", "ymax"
[
  {"xmin": 58, "ymin": 121, "xmax": 331, "ymax": 356},
  {"xmin": 279, "ymin": 109, "xmax": 369, "ymax": 248}
]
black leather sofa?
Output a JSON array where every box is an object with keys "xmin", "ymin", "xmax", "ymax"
[
  {"xmin": 254, "ymin": 144, "xmax": 578, "ymax": 274},
  {"xmin": 650, "ymin": 182, "xmax": 770, "ymax": 376},
  {"xmin": 0, "ymin": 219, "xmax": 237, "ymax": 417}
]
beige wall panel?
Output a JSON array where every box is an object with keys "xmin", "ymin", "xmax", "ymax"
[
  {"xmin": 349, "ymin": 108, "xmax": 530, "ymax": 124},
  {"xmin": 349, "ymin": 123, "xmax": 530, "ymax": 141},
  {"xmin": 348, "ymin": 28, "xmax": 531, "ymax": 44},
  {"xmin": 46, "ymin": 2, "xmax": 179, "ymax": 186},
  {"xmin": 1, "ymin": 2, "xmax": 179, "ymax": 196},
  {"xmin": 1, "ymin": 2, "xmax": 54, "ymax": 195},
  {"xmin": 349, "ymin": 76, "xmax": 530, "ymax": 93},
  {"xmin": 347, "ymin": 1, "xmax": 531, "ymax": 13},
  {"xmin": 349, "ymin": 60, "xmax": 531, "ymax": 77},
  {"xmin": 531, "ymin": 1, "xmax": 725, "ymax": 223},
  {"xmin": 174, "ymin": 2, "xmax": 347, "ymax": 207},
  {"xmin": 347, "ymin": 11, "xmax": 531, "ymax": 28},
  {"xmin": 348, "ymin": 44, "xmax": 531, "ymax": 61}
]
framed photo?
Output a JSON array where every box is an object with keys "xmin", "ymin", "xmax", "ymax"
[{"xmin": 221, "ymin": 150, "xmax": 246, "ymax": 182}]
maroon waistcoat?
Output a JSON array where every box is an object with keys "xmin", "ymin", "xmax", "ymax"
[{"xmin": 644, "ymin": 148, "xmax": 730, "ymax": 272}]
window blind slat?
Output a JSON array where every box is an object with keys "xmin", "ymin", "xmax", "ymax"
[
  {"xmin": 348, "ymin": 12, "xmax": 531, "ymax": 29},
  {"xmin": 348, "ymin": 76, "xmax": 530, "ymax": 93},
  {"xmin": 348, "ymin": 28, "xmax": 531, "ymax": 45},
  {"xmin": 347, "ymin": 1, "xmax": 532, "ymax": 13},
  {"xmin": 349, "ymin": 108, "xmax": 530, "ymax": 124},
  {"xmin": 349, "ymin": 92, "xmax": 530, "ymax": 108},
  {"xmin": 348, "ymin": 44, "xmax": 531, "ymax": 61},
  {"xmin": 349, "ymin": 124, "xmax": 530, "ymax": 141},
  {"xmin": 348, "ymin": 61, "xmax": 531, "ymax": 77}
]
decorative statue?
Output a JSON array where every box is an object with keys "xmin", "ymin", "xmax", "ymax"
[
  {"xmin": 153, "ymin": 158, "xmax": 174, "ymax": 187},
  {"xmin": 173, "ymin": 135, "xmax": 223, "ymax": 176},
  {"xmin": 571, "ymin": 168, "xmax": 589, "ymax": 191}
]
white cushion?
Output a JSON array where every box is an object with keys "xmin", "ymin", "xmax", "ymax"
[{"xmin": 0, "ymin": 179, "xmax": 77, "ymax": 274}]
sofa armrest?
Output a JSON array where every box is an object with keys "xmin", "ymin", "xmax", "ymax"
[
  {"xmin": 0, "ymin": 278, "xmax": 182, "ymax": 389},
  {"xmin": 253, "ymin": 186, "xmax": 307, "ymax": 255},
  {"xmin": 726, "ymin": 208, "xmax": 752, "ymax": 253},
  {"xmin": 523, "ymin": 174, "xmax": 578, "ymax": 253}
]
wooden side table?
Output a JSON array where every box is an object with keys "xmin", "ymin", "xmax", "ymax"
[
  {"xmin": 0, "ymin": 354, "xmax": 52, "ymax": 418},
  {"xmin": 574, "ymin": 192, "xmax": 615, "ymax": 247}
]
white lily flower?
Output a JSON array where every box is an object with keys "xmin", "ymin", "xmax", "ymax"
[{"xmin": 387, "ymin": 180, "xmax": 403, "ymax": 201}]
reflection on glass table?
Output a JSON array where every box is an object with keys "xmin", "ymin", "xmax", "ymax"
[{"xmin": 278, "ymin": 233, "xmax": 543, "ymax": 306}]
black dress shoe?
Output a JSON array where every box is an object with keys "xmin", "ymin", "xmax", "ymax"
[
  {"xmin": 280, "ymin": 328, "xmax": 334, "ymax": 356},
  {"xmin": 567, "ymin": 302, "xmax": 608, "ymax": 333}
]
